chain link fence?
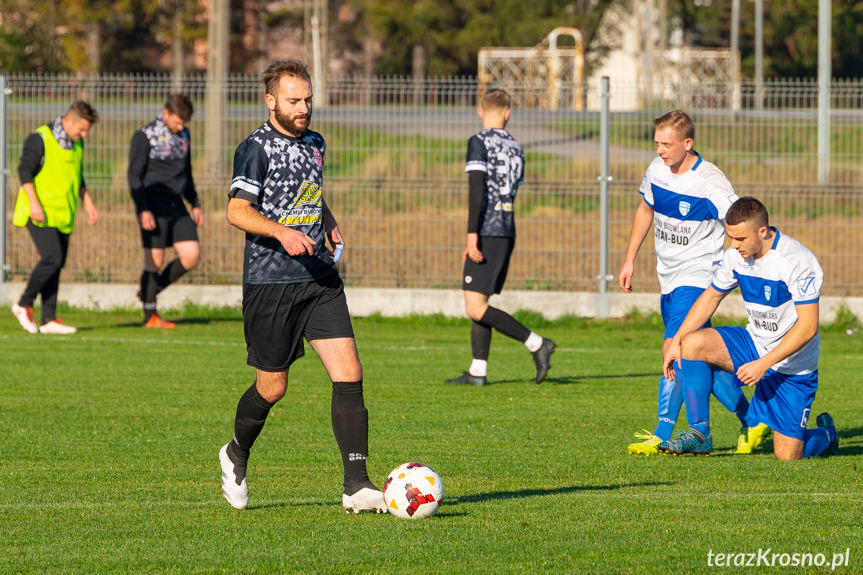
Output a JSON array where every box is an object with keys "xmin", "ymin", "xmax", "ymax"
[{"xmin": 3, "ymin": 74, "xmax": 863, "ymax": 295}]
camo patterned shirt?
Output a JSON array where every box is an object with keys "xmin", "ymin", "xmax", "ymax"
[
  {"xmin": 229, "ymin": 121, "xmax": 336, "ymax": 285},
  {"xmin": 465, "ymin": 128, "xmax": 524, "ymax": 238}
]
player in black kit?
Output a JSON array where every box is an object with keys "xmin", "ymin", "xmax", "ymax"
[
  {"xmin": 219, "ymin": 59, "xmax": 386, "ymax": 514},
  {"xmin": 445, "ymin": 89, "xmax": 556, "ymax": 386},
  {"xmin": 128, "ymin": 94, "xmax": 202, "ymax": 328}
]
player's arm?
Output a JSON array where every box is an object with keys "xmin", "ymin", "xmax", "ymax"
[
  {"xmin": 735, "ymin": 302, "xmax": 819, "ymax": 386},
  {"xmin": 321, "ymin": 198, "xmax": 344, "ymax": 247},
  {"xmin": 227, "ymin": 196, "xmax": 316, "ymax": 256},
  {"xmin": 128, "ymin": 131, "xmax": 156, "ymax": 230},
  {"xmin": 182, "ymin": 138, "xmax": 203, "ymax": 227},
  {"xmin": 465, "ymin": 171, "xmax": 485, "ymax": 263},
  {"xmin": 618, "ymin": 200, "xmax": 654, "ymax": 292},
  {"xmin": 18, "ymin": 133, "xmax": 46, "ymax": 223},
  {"xmin": 663, "ymin": 286, "xmax": 727, "ymax": 380},
  {"xmin": 80, "ymin": 188, "xmax": 98, "ymax": 225}
]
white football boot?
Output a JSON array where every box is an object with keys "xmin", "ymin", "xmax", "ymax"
[
  {"xmin": 11, "ymin": 304, "xmax": 38, "ymax": 334},
  {"xmin": 219, "ymin": 443, "xmax": 249, "ymax": 509},
  {"xmin": 39, "ymin": 320, "xmax": 78, "ymax": 335},
  {"xmin": 342, "ymin": 486, "xmax": 387, "ymax": 514}
]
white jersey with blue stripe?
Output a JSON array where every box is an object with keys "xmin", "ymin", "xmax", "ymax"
[
  {"xmin": 712, "ymin": 228, "xmax": 822, "ymax": 374},
  {"xmin": 639, "ymin": 154, "xmax": 738, "ymax": 294}
]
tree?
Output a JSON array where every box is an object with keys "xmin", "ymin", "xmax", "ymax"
[{"xmin": 346, "ymin": 0, "xmax": 623, "ymax": 76}]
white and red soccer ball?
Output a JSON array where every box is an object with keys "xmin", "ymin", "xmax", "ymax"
[{"xmin": 383, "ymin": 462, "xmax": 443, "ymax": 519}]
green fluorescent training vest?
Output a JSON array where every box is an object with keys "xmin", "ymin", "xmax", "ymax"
[{"xmin": 13, "ymin": 124, "xmax": 83, "ymax": 234}]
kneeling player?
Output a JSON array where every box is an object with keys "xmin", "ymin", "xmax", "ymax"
[{"xmin": 662, "ymin": 197, "xmax": 837, "ymax": 459}]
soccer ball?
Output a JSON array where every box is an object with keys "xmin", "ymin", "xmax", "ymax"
[{"xmin": 383, "ymin": 462, "xmax": 444, "ymax": 519}]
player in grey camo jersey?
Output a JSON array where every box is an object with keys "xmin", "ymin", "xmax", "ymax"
[
  {"xmin": 219, "ymin": 59, "xmax": 386, "ymax": 514},
  {"xmin": 445, "ymin": 88, "xmax": 555, "ymax": 386}
]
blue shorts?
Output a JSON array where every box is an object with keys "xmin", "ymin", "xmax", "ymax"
[
  {"xmin": 661, "ymin": 286, "xmax": 711, "ymax": 339},
  {"xmin": 715, "ymin": 325, "xmax": 818, "ymax": 439}
]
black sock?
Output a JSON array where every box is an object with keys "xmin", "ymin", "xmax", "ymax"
[
  {"xmin": 471, "ymin": 320, "xmax": 492, "ymax": 360},
  {"xmin": 156, "ymin": 258, "xmax": 187, "ymax": 292},
  {"xmin": 479, "ymin": 306, "xmax": 530, "ymax": 343},
  {"xmin": 228, "ymin": 381, "xmax": 275, "ymax": 465},
  {"xmin": 331, "ymin": 380, "xmax": 371, "ymax": 494},
  {"xmin": 140, "ymin": 271, "xmax": 158, "ymax": 321}
]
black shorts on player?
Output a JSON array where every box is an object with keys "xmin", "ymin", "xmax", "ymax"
[
  {"xmin": 242, "ymin": 275, "xmax": 354, "ymax": 371},
  {"xmin": 462, "ymin": 236, "xmax": 514, "ymax": 295},
  {"xmin": 140, "ymin": 212, "xmax": 198, "ymax": 249}
]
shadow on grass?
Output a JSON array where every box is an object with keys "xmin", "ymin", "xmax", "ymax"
[
  {"xmin": 486, "ymin": 372, "xmax": 661, "ymax": 386},
  {"xmin": 244, "ymin": 482, "xmax": 673, "ymax": 511},
  {"xmin": 446, "ymin": 481, "xmax": 673, "ymax": 506},
  {"xmin": 109, "ymin": 316, "xmax": 243, "ymax": 329},
  {"xmin": 836, "ymin": 426, "xmax": 863, "ymax": 456}
]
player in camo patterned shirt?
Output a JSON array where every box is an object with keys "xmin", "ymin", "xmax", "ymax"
[
  {"xmin": 218, "ymin": 59, "xmax": 386, "ymax": 514},
  {"xmin": 128, "ymin": 94, "xmax": 202, "ymax": 328},
  {"xmin": 445, "ymin": 88, "xmax": 556, "ymax": 387}
]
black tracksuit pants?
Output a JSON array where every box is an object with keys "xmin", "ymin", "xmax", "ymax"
[{"xmin": 19, "ymin": 221, "xmax": 70, "ymax": 324}]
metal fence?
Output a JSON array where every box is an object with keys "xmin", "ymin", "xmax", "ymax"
[{"xmin": 3, "ymin": 73, "xmax": 863, "ymax": 296}]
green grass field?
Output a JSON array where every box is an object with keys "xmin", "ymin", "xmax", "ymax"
[{"xmin": 2, "ymin": 306, "xmax": 862, "ymax": 574}]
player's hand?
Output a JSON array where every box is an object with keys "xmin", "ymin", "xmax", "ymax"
[
  {"xmin": 618, "ymin": 261, "xmax": 634, "ymax": 293},
  {"xmin": 736, "ymin": 360, "xmax": 768, "ymax": 387},
  {"xmin": 29, "ymin": 202, "xmax": 46, "ymax": 224},
  {"xmin": 85, "ymin": 203, "xmax": 99, "ymax": 226},
  {"xmin": 663, "ymin": 338, "xmax": 682, "ymax": 381},
  {"xmin": 277, "ymin": 227, "xmax": 317, "ymax": 256},
  {"xmin": 327, "ymin": 225, "xmax": 344, "ymax": 247},
  {"xmin": 192, "ymin": 207, "xmax": 204, "ymax": 227},
  {"xmin": 465, "ymin": 233, "xmax": 483, "ymax": 263},
  {"xmin": 139, "ymin": 210, "xmax": 156, "ymax": 231}
]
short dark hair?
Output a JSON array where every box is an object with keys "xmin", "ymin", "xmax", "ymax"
[
  {"xmin": 726, "ymin": 196, "xmax": 770, "ymax": 228},
  {"xmin": 165, "ymin": 94, "xmax": 194, "ymax": 122},
  {"xmin": 654, "ymin": 109, "xmax": 694, "ymax": 141},
  {"xmin": 263, "ymin": 59, "xmax": 311, "ymax": 97},
  {"xmin": 481, "ymin": 88, "xmax": 511, "ymax": 112},
  {"xmin": 67, "ymin": 101, "xmax": 98, "ymax": 124}
]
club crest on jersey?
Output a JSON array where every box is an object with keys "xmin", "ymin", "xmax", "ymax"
[
  {"xmin": 678, "ymin": 201, "xmax": 691, "ymax": 216},
  {"xmin": 313, "ymin": 149, "xmax": 323, "ymax": 169},
  {"xmin": 763, "ymin": 285, "xmax": 772, "ymax": 301}
]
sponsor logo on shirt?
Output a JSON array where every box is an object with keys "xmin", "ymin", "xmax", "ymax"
[{"xmin": 797, "ymin": 275, "xmax": 817, "ymax": 296}]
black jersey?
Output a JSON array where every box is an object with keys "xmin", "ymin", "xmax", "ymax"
[
  {"xmin": 229, "ymin": 121, "xmax": 336, "ymax": 285},
  {"xmin": 128, "ymin": 116, "xmax": 198, "ymax": 215},
  {"xmin": 465, "ymin": 128, "xmax": 524, "ymax": 238}
]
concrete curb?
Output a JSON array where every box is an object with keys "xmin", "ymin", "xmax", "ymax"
[{"xmin": 3, "ymin": 281, "xmax": 862, "ymax": 322}]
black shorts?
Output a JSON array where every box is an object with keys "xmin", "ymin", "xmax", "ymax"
[
  {"xmin": 461, "ymin": 236, "xmax": 515, "ymax": 295},
  {"xmin": 242, "ymin": 274, "xmax": 354, "ymax": 372},
  {"xmin": 141, "ymin": 214, "xmax": 198, "ymax": 249}
]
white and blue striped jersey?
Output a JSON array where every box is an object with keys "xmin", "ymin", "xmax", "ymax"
[
  {"xmin": 712, "ymin": 228, "xmax": 822, "ymax": 374},
  {"xmin": 639, "ymin": 153, "xmax": 738, "ymax": 294}
]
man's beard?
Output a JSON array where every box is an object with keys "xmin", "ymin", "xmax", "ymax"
[{"xmin": 274, "ymin": 101, "xmax": 311, "ymax": 136}]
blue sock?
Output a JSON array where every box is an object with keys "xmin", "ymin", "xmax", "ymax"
[
  {"xmin": 711, "ymin": 369, "xmax": 749, "ymax": 427},
  {"xmin": 680, "ymin": 359, "xmax": 712, "ymax": 437},
  {"xmin": 802, "ymin": 427, "xmax": 833, "ymax": 458},
  {"xmin": 654, "ymin": 376, "xmax": 683, "ymax": 441}
]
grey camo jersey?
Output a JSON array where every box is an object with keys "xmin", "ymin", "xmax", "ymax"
[
  {"xmin": 229, "ymin": 121, "xmax": 336, "ymax": 285},
  {"xmin": 141, "ymin": 116, "xmax": 190, "ymax": 161},
  {"xmin": 465, "ymin": 128, "xmax": 524, "ymax": 238}
]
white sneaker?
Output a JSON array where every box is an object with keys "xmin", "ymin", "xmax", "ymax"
[
  {"xmin": 12, "ymin": 304, "xmax": 38, "ymax": 334},
  {"xmin": 38, "ymin": 320, "xmax": 77, "ymax": 335},
  {"xmin": 219, "ymin": 443, "xmax": 249, "ymax": 510},
  {"xmin": 342, "ymin": 486, "xmax": 387, "ymax": 514}
]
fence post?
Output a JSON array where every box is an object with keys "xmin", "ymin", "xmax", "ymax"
[
  {"xmin": 596, "ymin": 76, "xmax": 613, "ymax": 318},
  {"xmin": 817, "ymin": 0, "xmax": 831, "ymax": 184},
  {"xmin": 0, "ymin": 72, "xmax": 9, "ymax": 305}
]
